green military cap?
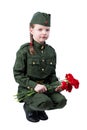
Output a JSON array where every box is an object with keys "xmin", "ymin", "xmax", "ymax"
[{"xmin": 30, "ymin": 12, "xmax": 51, "ymax": 27}]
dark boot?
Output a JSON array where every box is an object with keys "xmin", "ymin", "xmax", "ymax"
[
  {"xmin": 38, "ymin": 111, "xmax": 48, "ymax": 120},
  {"xmin": 26, "ymin": 111, "xmax": 40, "ymax": 122},
  {"xmin": 23, "ymin": 104, "xmax": 40, "ymax": 122}
]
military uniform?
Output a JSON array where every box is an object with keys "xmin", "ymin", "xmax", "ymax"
[
  {"xmin": 13, "ymin": 41, "xmax": 67, "ymax": 109},
  {"xmin": 13, "ymin": 12, "xmax": 67, "ymax": 122}
]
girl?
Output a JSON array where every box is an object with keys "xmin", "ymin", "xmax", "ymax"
[{"xmin": 13, "ymin": 12, "xmax": 67, "ymax": 123}]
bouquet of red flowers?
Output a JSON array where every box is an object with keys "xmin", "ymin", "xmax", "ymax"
[
  {"xmin": 59, "ymin": 73, "xmax": 79, "ymax": 92},
  {"xmin": 14, "ymin": 73, "xmax": 79, "ymax": 102}
]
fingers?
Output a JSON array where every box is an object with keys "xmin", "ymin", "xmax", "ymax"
[
  {"xmin": 55, "ymin": 86, "xmax": 62, "ymax": 92},
  {"xmin": 39, "ymin": 87, "xmax": 47, "ymax": 93},
  {"xmin": 34, "ymin": 84, "xmax": 47, "ymax": 93}
]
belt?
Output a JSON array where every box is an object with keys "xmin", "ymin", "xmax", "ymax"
[
  {"xmin": 29, "ymin": 76, "xmax": 50, "ymax": 84},
  {"xmin": 36, "ymin": 80, "xmax": 45, "ymax": 84}
]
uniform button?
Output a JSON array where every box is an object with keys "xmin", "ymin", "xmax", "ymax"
[
  {"xmin": 41, "ymin": 46, "xmax": 44, "ymax": 50},
  {"xmin": 32, "ymin": 61, "xmax": 35, "ymax": 64},
  {"xmin": 27, "ymin": 86, "xmax": 30, "ymax": 89},
  {"xmin": 42, "ymin": 68, "xmax": 45, "ymax": 71},
  {"xmin": 42, "ymin": 59, "xmax": 45, "ymax": 62},
  {"xmin": 50, "ymin": 62, "xmax": 53, "ymax": 65},
  {"xmin": 41, "ymin": 50, "xmax": 43, "ymax": 53}
]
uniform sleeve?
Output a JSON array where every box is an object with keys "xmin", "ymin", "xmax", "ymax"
[
  {"xmin": 48, "ymin": 72, "xmax": 60, "ymax": 85},
  {"xmin": 49, "ymin": 72, "xmax": 58, "ymax": 82},
  {"xmin": 13, "ymin": 50, "xmax": 37, "ymax": 88}
]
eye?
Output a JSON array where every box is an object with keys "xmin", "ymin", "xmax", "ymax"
[
  {"xmin": 46, "ymin": 29, "xmax": 50, "ymax": 32},
  {"xmin": 38, "ymin": 28, "xmax": 42, "ymax": 31}
]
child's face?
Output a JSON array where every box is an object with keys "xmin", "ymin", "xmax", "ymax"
[{"xmin": 30, "ymin": 24, "xmax": 50, "ymax": 44}]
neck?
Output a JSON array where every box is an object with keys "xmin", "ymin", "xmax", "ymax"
[{"xmin": 34, "ymin": 40, "xmax": 45, "ymax": 44}]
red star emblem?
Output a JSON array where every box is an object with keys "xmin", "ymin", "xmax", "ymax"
[{"xmin": 45, "ymin": 21, "xmax": 48, "ymax": 24}]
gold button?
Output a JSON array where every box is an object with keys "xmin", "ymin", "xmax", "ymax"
[
  {"xmin": 42, "ymin": 68, "xmax": 44, "ymax": 71},
  {"xmin": 41, "ymin": 46, "xmax": 44, "ymax": 50},
  {"xmin": 41, "ymin": 50, "xmax": 43, "ymax": 53},
  {"xmin": 42, "ymin": 59, "xmax": 45, "ymax": 62},
  {"xmin": 27, "ymin": 86, "xmax": 30, "ymax": 89},
  {"xmin": 50, "ymin": 62, "xmax": 53, "ymax": 65},
  {"xmin": 32, "ymin": 61, "xmax": 35, "ymax": 64}
]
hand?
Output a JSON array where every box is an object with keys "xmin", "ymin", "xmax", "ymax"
[
  {"xmin": 55, "ymin": 86, "xmax": 63, "ymax": 92},
  {"xmin": 34, "ymin": 84, "xmax": 47, "ymax": 93}
]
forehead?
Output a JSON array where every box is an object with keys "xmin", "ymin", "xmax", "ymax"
[{"xmin": 34, "ymin": 24, "xmax": 50, "ymax": 29}]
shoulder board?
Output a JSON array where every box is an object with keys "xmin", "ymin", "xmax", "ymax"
[
  {"xmin": 46, "ymin": 44, "xmax": 55, "ymax": 50},
  {"xmin": 20, "ymin": 43, "xmax": 29, "ymax": 49}
]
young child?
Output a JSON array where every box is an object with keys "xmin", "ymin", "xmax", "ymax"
[{"xmin": 13, "ymin": 12, "xmax": 67, "ymax": 123}]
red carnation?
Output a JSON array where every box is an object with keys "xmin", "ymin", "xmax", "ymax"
[
  {"xmin": 66, "ymin": 83, "xmax": 73, "ymax": 92},
  {"xmin": 65, "ymin": 73, "xmax": 79, "ymax": 89},
  {"xmin": 65, "ymin": 73, "xmax": 74, "ymax": 85},
  {"xmin": 61, "ymin": 81, "xmax": 68, "ymax": 90},
  {"xmin": 60, "ymin": 81, "xmax": 73, "ymax": 92},
  {"xmin": 72, "ymin": 79, "xmax": 79, "ymax": 89}
]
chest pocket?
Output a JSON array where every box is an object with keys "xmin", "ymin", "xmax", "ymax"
[
  {"xmin": 28, "ymin": 59, "xmax": 40, "ymax": 65},
  {"xmin": 27, "ymin": 58, "xmax": 40, "ymax": 77},
  {"xmin": 46, "ymin": 58, "xmax": 56, "ymax": 66},
  {"xmin": 45, "ymin": 58, "xmax": 56, "ymax": 74}
]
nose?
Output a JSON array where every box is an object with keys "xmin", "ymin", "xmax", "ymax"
[{"xmin": 42, "ymin": 30, "xmax": 47, "ymax": 34}]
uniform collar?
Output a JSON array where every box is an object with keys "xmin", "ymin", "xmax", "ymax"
[{"xmin": 33, "ymin": 40, "xmax": 45, "ymax": 50}]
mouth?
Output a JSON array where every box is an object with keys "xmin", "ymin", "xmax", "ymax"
[{"xmin": 41, "ymin": 36, "xmax": 47, "ymax": 39}]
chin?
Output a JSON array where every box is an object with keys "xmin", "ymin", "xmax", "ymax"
[
  {"xmin": 41, "ymin": 39, "xmax": 47, "ymax": 42},
  {"xmin": 39, "ymin": 40, "xmax": 45, "ymax": 43}
]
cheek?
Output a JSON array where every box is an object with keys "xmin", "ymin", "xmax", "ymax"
[
  {"xmin": 35, "ymin": 33, "xmax": 39, "ymax": 38},
  {"xmin": 35, "ymin": 32, "xmax": 40, "ymax": 37},
  {"xmin": 46, "ymin": 33, "xmax": 49, "ymax": 37},
  {"xmin": 48, "ymin": 31, "xmax": 50, "ymax": 35},
  {"xmin": 33, "ymin": 33, "xmax": 40, "ymax": 40}
]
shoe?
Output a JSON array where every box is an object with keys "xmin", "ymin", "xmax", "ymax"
[
  {"xmin": 23, "ymin": 104, "xmax": 40, "ymax": 122},
  {"xmin": 26, "ymin": 111, "xmax": 40, "ymax": 122},
  {"xmin": 38, "ymin": 111, "xmax": 48, "ymax": 120}
]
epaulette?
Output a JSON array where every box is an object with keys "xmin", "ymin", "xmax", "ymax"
[
  {"xmin": 20, "ymin": 43, "xmax": 29, "ymax": 49},
  {"xmin": 46, "ymin": 43, "xmax": 55, "ymax": 51}
]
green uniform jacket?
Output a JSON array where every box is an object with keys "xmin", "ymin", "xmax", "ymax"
[{"xmin": 13, "ymin": 41, "xmax": 60, "ymax": 89}]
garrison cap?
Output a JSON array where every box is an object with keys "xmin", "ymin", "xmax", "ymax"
[{"xmin": 30, "ymin": 12, "xmax": 51, "ymax": 27}]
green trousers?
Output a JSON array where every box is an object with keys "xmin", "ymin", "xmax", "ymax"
[{"xmin": 24, "ymin": 92, "xmax": 67, "ymax": 112}]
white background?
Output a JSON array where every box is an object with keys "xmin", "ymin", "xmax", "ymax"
[{"xmin": 0, "ymin": 0, "xmax": 87, "ymax": 129}]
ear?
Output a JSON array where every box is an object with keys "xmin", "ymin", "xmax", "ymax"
[{"xmin": 29, "ymin": 27, "xmax": 33, "ymax": 35}]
